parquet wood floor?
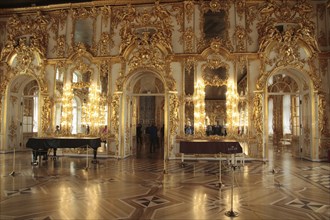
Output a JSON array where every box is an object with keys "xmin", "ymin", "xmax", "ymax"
[{"xmin": 1, "ymin": 144, "xmax": 329, "ymax": 220}]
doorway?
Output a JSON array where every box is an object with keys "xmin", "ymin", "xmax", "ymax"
[
  {"xmin": 266, "ymin": 73, "xmax": 302, "ymax": 159},
  {"xmin": 134, "ymin": 95, "xmax": 164, "ymax": 159},
  {"xmin": 124, "ymin": 71, "xmax": 166, "ymax": 159},
  {"xmin": 3, "ymin": 75, "xmax": 40, "ymax": 150}
]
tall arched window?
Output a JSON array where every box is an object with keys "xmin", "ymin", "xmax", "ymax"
[
  {"xmin": 73, "ymin": 71, "xmax": 82, "ymax": 83},
  {"xmin": 283, "ymin": 94, "xmax": 291, "ymax": 134},
  {"xmin": 33, "ymin": 90, "xmax": 38, "ymax": 132},
  {"xmin": 268, "ymin": 98, "xmax": 274, "ymax": 135},
  {"xmin": 22, "ymin": 81, "xmax": 39, "ymax": 133}
]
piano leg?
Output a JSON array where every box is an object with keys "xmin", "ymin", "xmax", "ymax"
[
  {"xmin": 91, "ymin": 149, "xmax": 99, "ymax": 164},
  {"xmin": 51, "ymin": 148, "xmax": 58, "ymax": 160},
  {"xmin": 31, "ymin": 150, "xmax": 39, "ymax": 166},
  {"xmin": 180, "ymin": 153, "xmax": 185, "ymax": 167}
]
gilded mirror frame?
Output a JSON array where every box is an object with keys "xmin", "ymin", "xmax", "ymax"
[
  {"xmin": 202, "ymin": 60, "xmax": 229, "ymax": 136},
  {"xmin": 198, "ymin": 0, "xmax": 231, "ymax": 52},
  {"xmin": 202, "ymin": 60, "xmax": 229, "ymax": 87},
  {"xmin": 71, "ymin": 7, "xmax": 98, "ymax": 52}
]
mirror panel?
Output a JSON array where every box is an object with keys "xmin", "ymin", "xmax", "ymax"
[
  {"xmin": 203, "ymin": 10, "xmax": 227, "ymax": 41},
  {"xmin": 185, "ymin": 102, "xmax": 194, "ymax": 135},
  {"xmin": 203, "ymin": 65, "xmax": 228, "ymax": 87},
  {"xmin": 205, "ymin": 85, "xmax": 227, "ymax": 136},
  {"xmin": 185, "ymin": 67, "xmax": 194, "ymax": 96},
  {"xmin": 237, "ymin": 65, "xmax": 247, "ymax": 96},
  {"xmin": 74, "ymin": 18, "xmax": 93, "ymax": 46},
  {"xmin": 203, "ymin": 63, "xmax": 228, "ymax": 136}
]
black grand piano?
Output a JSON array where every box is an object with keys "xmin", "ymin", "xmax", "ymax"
[
  {"xmin": 180, "ymin": 139, "xmax": 242, "ymax": 154},
  {"xmin": 26, "ymin": 136, "xmax": 101, "ymax": 165},
  {"xmin": 179, "ymin": 139, "xmax": 243, "ymax": 164}
]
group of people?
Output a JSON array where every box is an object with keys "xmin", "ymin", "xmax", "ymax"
[
  {"xmin": 184, "ymin": 124, "xmax": 227, "ymax": 136},
  {"xmin": 137, "ymin": 123, "xmax": 164, "ymax": 153},
  {"xmin": 206, "ymin": 124, "xmax": 227, "ymax": 136},
  {"xmin": 54, "ymin": 124, "xmax": 91, "ymax": 135}
]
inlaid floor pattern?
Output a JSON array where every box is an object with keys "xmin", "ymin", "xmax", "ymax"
[{"xmin": 1, "ymin": 148, "xmax": 329, "ymax": 220}]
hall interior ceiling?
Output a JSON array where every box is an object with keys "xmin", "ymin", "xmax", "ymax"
[
  {"xmin": 0, "ymin": 0, "xmax": 85, "ymax": 8},
  {"xmin": 0, "ymin": 0, "xmax": 186, "ymax": 9}
]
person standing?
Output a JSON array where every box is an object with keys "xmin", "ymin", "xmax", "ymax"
[
  {"xmin": 149, "ymin": 123, "xmax": 157, "ymax": 153},
  {"xmin": 136, "ymin": 123, "xmax": 142, "ymax": 145},
  {"xmin": 55, "ymin": 125, "xmax": 60, "ymax": 135},
  {"xmin": 160, "ymin": 124, "xmax": 164, "ymax": 147},
  {"xmin": 86, "ymin": 125, "xmax": 90, "ymax": 135}
]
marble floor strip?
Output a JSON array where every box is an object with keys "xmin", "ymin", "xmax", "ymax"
[{"xmin": 1, "ymin": 146, "xmax": 329, "ymax": 220}]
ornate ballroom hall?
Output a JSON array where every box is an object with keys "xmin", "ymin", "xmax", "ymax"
[{"xmin": 0, "ymin": 0, "xmax": 329, "ymax": 219}]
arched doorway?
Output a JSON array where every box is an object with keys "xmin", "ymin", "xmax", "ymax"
[
  {"xmin": 263, "ymin": 67, "xmax": 315, "ymax": 161},
  {"xmin": 121, "ymin": 70, "xmax": 166, "ymax": 159},
  {"xmin": 2, "ymin": 75, "xmax": 40, "ymax": 151},
  {"xmin": 266, "ymin": 72, "xmax": 302, "ymax": 158}
]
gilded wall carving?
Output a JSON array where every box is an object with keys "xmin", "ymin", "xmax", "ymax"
[
  {"xmin": 181, "ymin": 27, "xmax": 195, "ymax": 53},
  {"xmin": 128, "ymin": 32, "xmax": 166, "ymax": 71},
  {"xmin": 53, "ymin": 35, "xmax": 66, "ymax": 57},
  {"xmin": 202, "ymin": 61, "xmax": 229, "ymax": 87},
  {"xmin": 257, "ymin": 0, "xmax": 318, "ymax": 55},
  {"xmin": 169, "ymin": 93, "xmax": 179, "ymax": 137},
  {"xmin": 5, "ymin": 12, "xmax": 49, "ymax": 56},
  {"xmin": 234, "ymin": 25, "xmax": 251, "ymax": 52},
  {"xmin": 318, "ymin": 92, "xmax": 329, "ymax": 136},
  {"xmin": 111, "ymin": 93, "xmax": 121, "ymax": 153},
  {"xmin": 98, "ymin": 32, "xmax": 113, "ymax": 56},
  {"xmin": 184, "ymin": 1, "xmax": 194, "ymax": 23},
  {"xmin": 253, "ymin": 92, "xmax": 263, "ymax": 157},
  {"xmin": 41, "ymin": 96, "xmax": 51, "ymax": 135},
  {"xmin": 112, "ymin": 1, "xmax": 175, "ymax": 56}
]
